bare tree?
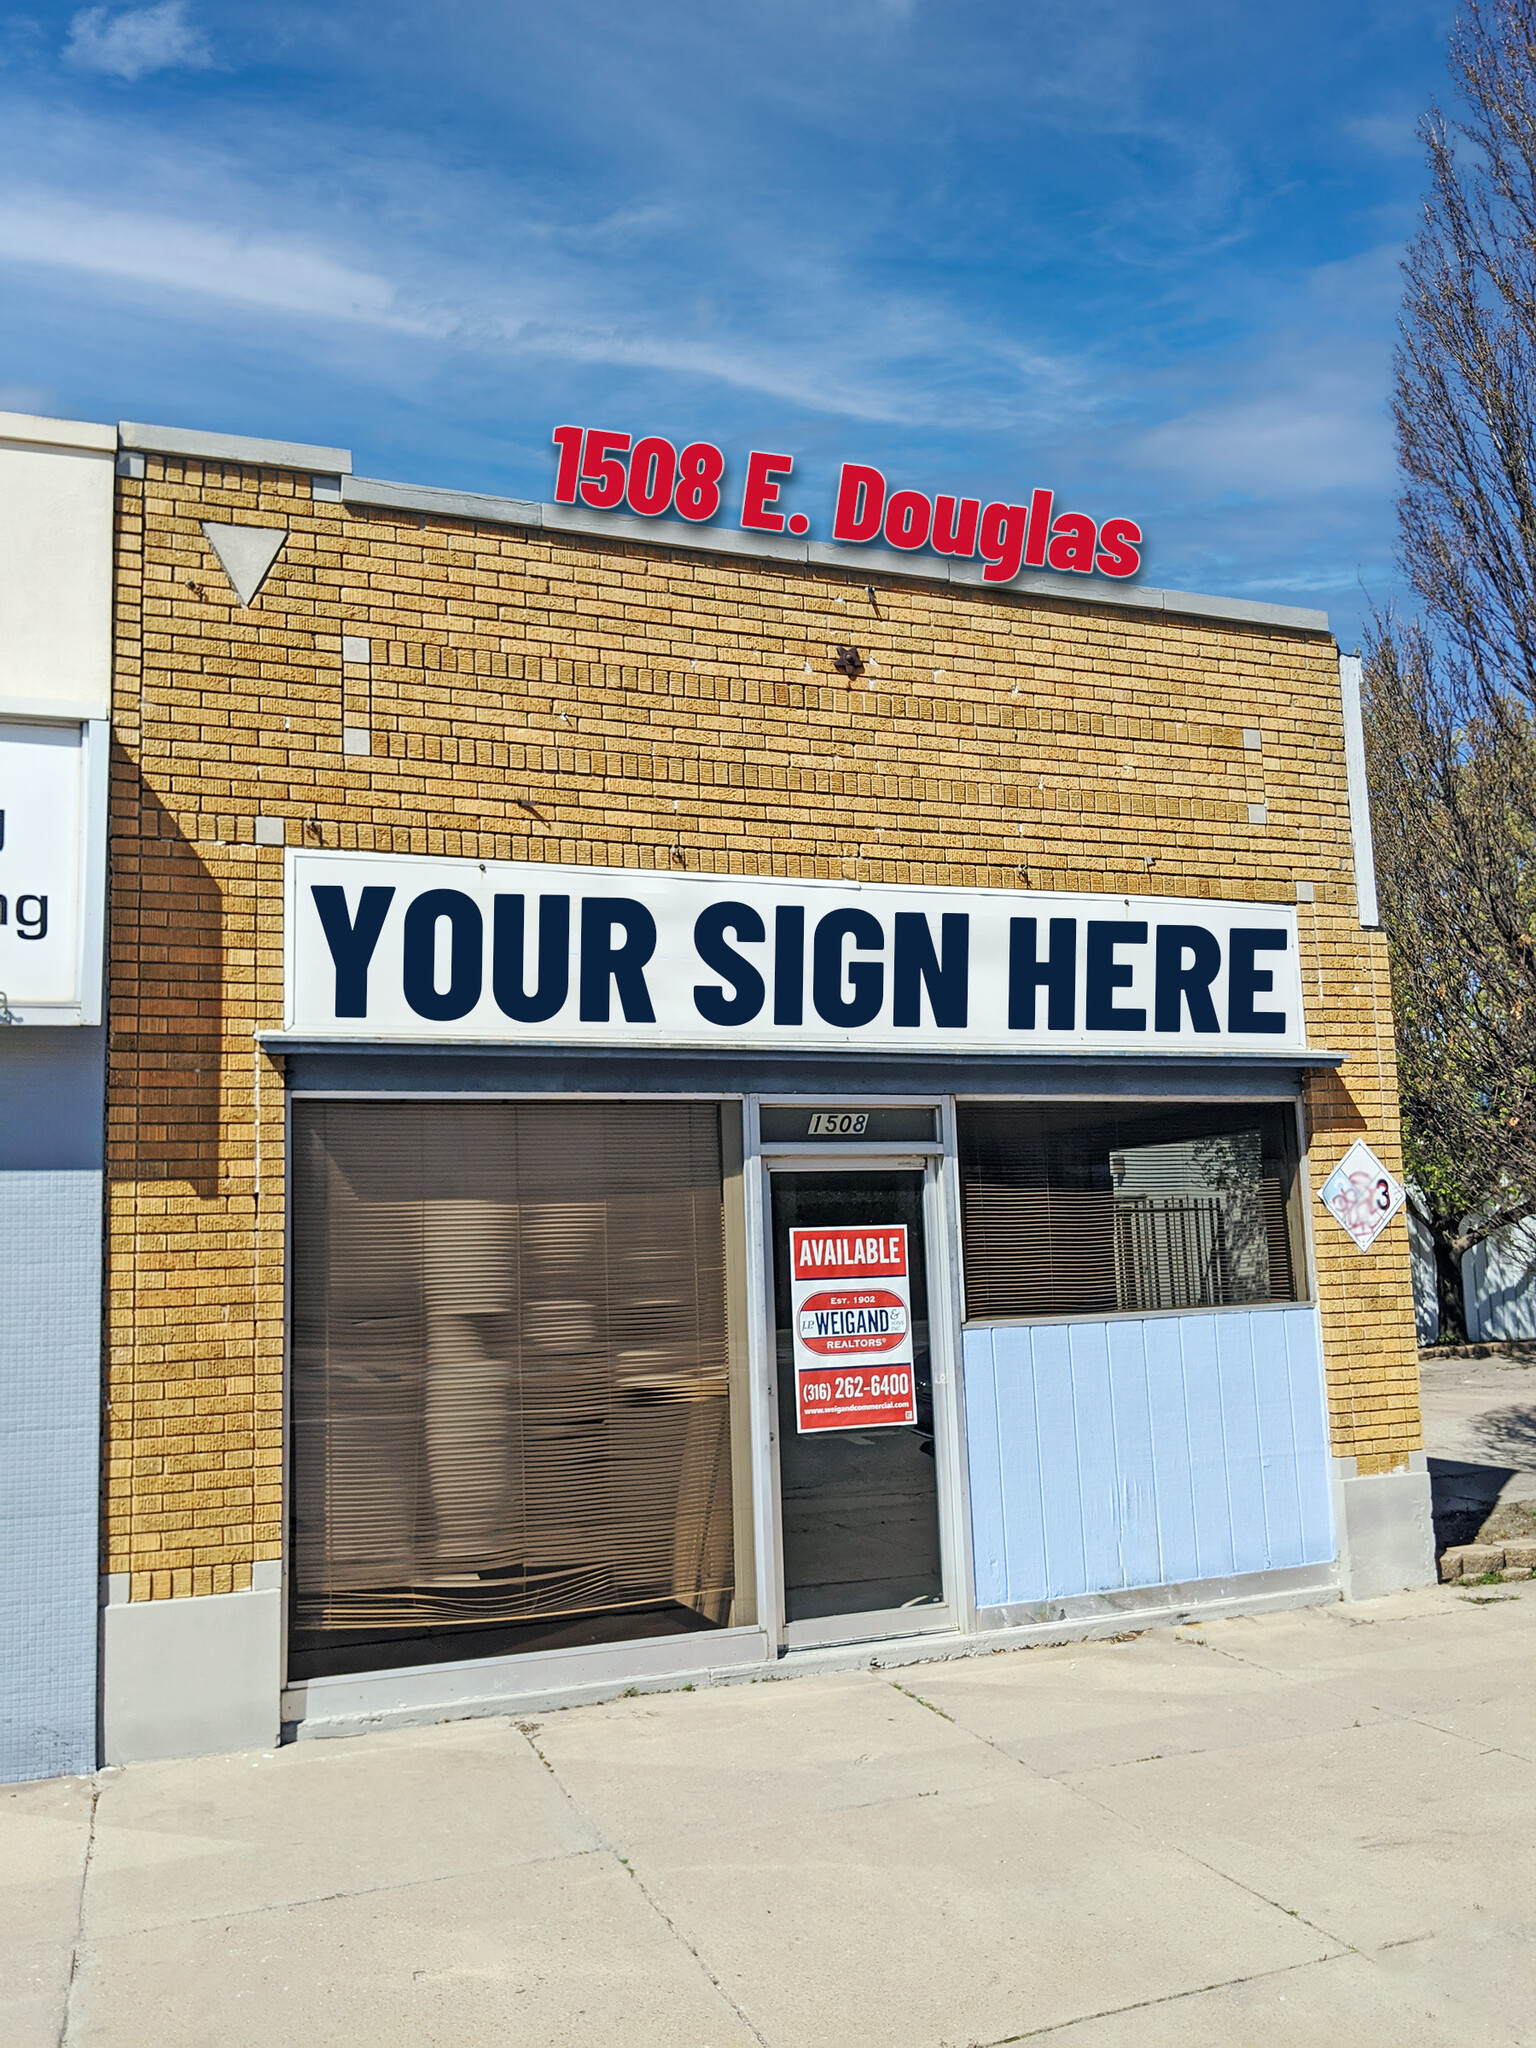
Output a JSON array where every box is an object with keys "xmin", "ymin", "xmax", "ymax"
[
  {"xmin": 1367, "ymin": 0, "xmax": 1536, "ymax": 1338},
  {"xmin": 1364, "ymin": 620, "xmax": 1536, "ymax": 1335},
  {"xmin": 1396, "ymin": 0, "xmax": 1536, "ymax": 705}
]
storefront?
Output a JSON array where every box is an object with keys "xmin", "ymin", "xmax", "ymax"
[
  {"xmin": 80, "ymin": 414, "xmax": 1434, "ymax": 1764},
  {"xmin": 272, "ymin": 856, "xmax": 1340, "ymax": 1732}
]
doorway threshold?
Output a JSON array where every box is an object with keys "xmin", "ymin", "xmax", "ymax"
[{"xmin": 781, "ymin": 1605, "xmax": 954, "ymax": 1652}]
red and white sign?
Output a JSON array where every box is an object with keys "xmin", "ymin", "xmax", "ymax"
[
  {"xmin": 1318, "ymin": 1139, "xmax": 1405, "ymax": 1253},
  {"xmin": 552, "ymin": 427, "xmax": 1142, "ymax": 583},
  {"xmin": 789, "ymin": 1225, "xmax": 918, "ymax": 1433}
]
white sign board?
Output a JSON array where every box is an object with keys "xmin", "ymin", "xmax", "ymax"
[
  {"xmin": 1319, "ymin": 1139, "xmax": 1405, "ymax": 1252},
  {"xmin": 791, "ymin": 1224, "xmax": 917, "ymax": 1432},
  {"xmin": 0, "ymin": 719, "xmax": 104, "ymax": 1023},
  {"xmin": 284, "ymin": 852, "xmax": 1308, "ymax": 1057}
]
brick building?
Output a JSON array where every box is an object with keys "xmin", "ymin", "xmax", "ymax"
[{"xmin": 0, "ymin": 411, "xmax": 1433, "ymax": 1775}]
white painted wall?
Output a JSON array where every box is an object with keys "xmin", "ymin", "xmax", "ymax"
[{"xmin": 0, "ymin": 412, "xmax": 115, "ymax": 716}]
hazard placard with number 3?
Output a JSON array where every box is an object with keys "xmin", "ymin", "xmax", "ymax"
[{"xmin": 789, "ymin": 1225, "xmax": 917, "ymax": 1433}]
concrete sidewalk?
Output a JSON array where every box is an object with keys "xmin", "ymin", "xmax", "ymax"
[
  {"xmin": 4, "ymin": 1582, "xmax": 1533, "ymax": 2048},
  {"xmin": 1420, "ymin": 1346, "xmax": 1536, "ymax": 1554}
]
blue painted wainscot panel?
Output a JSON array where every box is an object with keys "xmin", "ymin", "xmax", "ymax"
[{"xmin": 963, "ymin": 1307, "xmax": 1334, "ymax": 1609}]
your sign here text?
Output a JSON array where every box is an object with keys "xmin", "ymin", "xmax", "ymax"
[
  {"xmin": 552, "ymin": 427, "xmax": 1142, "ymax": 583},
  {"xmin": 287, "ymin": 854, "xmax": 1306, "ymax": 1057}
]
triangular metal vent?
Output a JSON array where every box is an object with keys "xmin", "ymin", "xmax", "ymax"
[{"xmin": 201, "ymin": 522, "xmax": 288, "ymax": 606}]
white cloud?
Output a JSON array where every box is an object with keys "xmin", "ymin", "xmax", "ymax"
[
  {"xmin": 1133, "ymin": 370, "xmax": 1395, "ymax": 496},
  {"xmin": 1124, "ymin": 245, "xmax": 1403, "ymax": 499},
  {"xmin": 0, "ymin": 178, "xmax": 1096, "ymax": 432},
  {"xmin": 0, "ymin": 192, "xmax": 424, "ymax": 326},
  {"xmin": 0, "ymin": 381, "xmax": 57, "ymax": 414},
  {"xmin": 1343, "ymin": 110, "xmax": 1424, "ymax": 160},
  {"xmin": 64, "ymin": 2, "xmax": 210, "ymax": 82}
]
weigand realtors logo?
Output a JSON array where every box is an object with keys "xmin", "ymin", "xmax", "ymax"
[{"xmin": 551, "ymin": 426, "xmax": 1142, "ymax": 583}]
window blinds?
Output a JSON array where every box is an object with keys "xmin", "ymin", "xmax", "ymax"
[
  {"xmin": 290, "ymin": 1100, "xmax": 735, "ymax": 1663},
  {"xmin": 958, "ymin": 1103, "xmax": 1300, "ymax": 1322}
]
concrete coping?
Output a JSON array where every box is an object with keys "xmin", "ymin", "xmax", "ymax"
[
  {"xmin": 342, "ymin": 473, "xmax": 1332, "ymax": 635},
  {"xmin": 119, "ymin": 421, "xmax": 353, "ymax": 475},
  {"xmin": 0, "ymin": 695, "xmax": 109, "ymax": 723},
  {"xmin": 0, "ymin": 409, "xmax": 117, "ymax": 454}
]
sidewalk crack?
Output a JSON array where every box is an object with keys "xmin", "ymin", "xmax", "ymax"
[
  {"xmin": 513, "ymin": 1723, "xmax": 771, "ymax": 2048},
  {"xmin": 887, "ymin": 1675, "xmax": 1360, "ymax": 1955},
  {"xmin": 891, "ymin": 1679, "xmax": 954, "ymax": 1721},
  {"xmin": 58, "ymin": 1777, "xmax": 101, "ymax": 2048},
  {"xmin": 975, "ymin": 1950, "xmax": 1353, "ymax": 2042}
]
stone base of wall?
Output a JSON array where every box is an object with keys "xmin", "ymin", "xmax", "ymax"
[
  {"xmin": 0, "ymin": 1029, "xmax": 104, "ymax": 1787},
  {"xmin": 101, "ymin": 1566, "xmax": 281, "ymax": 1764},
  {"xmin": 1333, "ymin": 1455, "xmax": 1436, "ymax": 1601}
]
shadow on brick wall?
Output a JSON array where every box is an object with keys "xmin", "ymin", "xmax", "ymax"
[
  {"xmin": 107, "ymin": 756, "xmax": 225, "ymax": 1202},
  {"xmin": 1303, "ymin": 1070, "xmax": 1369, "ymax": 1148}
]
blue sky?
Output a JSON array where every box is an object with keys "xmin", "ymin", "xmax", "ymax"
[{"xmin": 0, "ymin": 0, "xmax": 1458, "ymax": 645}]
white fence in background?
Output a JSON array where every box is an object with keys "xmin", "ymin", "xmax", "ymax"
[
  {"xmin": 1407, "ymin": 1202, "xmax": 1439, "ymax": 1347},
  {"xmin": 1404, "ymin": 1196, "xmax": 1536, "ymax": 1346},
  {"xmin": 1463, "ymin": 1216, "xmax": 1536, "ymax": 1342}
]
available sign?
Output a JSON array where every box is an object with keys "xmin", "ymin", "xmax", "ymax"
[
  {"xmin": 790, "ymin": 1226, "xmax": 917, "ymax": 1433},
  {"xmin": 552, "ymin": 426, "xmax": 1142, "ymax": 583},
  {"xmin": 286, "ymin": 853, "xmax": 1308, "ymax": 1057}
]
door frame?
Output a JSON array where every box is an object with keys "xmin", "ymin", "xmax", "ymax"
[{"xmin": 741, "ymin": 1094, "xmax": 973, "ymax": 1653}]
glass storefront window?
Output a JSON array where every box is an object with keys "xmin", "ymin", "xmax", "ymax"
[
  {"xmin": 957, "ymin": 1101, "xmax": 1304, "ymax": 1321},
  {"xmin": 289, "ymin": 1100, "xmax": 738, "ymax": 1679}
]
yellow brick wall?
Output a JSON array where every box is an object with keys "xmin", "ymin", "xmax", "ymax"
[{"xmin": 104, "ymin": 454, "xmax": 1422, "ymax": 1594}]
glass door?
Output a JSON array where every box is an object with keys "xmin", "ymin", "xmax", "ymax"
[{"xmin": 769, "ymin": 1165, "xmax": 950, "ymax": 1648}]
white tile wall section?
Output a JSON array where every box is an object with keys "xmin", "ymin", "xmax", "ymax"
[{"xmin": 0, "ymin": 1029, "xmax": 105, "ymax": 1782}]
